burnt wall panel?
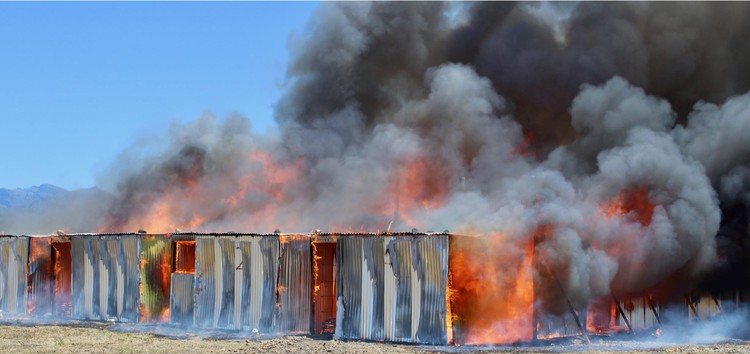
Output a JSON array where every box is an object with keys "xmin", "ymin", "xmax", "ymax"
[
  {"xmin": 194, "ymin": 235, "xmax": 280, "ymax": 331},
  {"xmin": 336, "ymin": 235, "xmax": 448, "ymax": 345},
  {"xmin": 361, "ymin": 237, "xmax": 385, "ymax": 341},
  {"xmin": 119, "ymin": 235, "xmax": 141, "ymax": 322},
  {"xmin": 621, "ymin": 297, "xmax": 660, "ymax": 329},
  {"xmin": 278, "ymin": 235, "xmax": 312, "ymax": 334},
  {"xmin": 71, "ymin": 235, "xmax": 140, "ymax": 323},
  {"xmin": 71, "ymin": 237, "xmax": 85, "ymax": 319},
  {"xmin": 170, "ymin": 273, "xmax": 195, "ymax": 326},
  {"xmin": 257, "ymin": 236, "xmax": 279, "ymax": 332},
  {"xmin": 237, "ymin": 237, "xmax": 253, "ymax": 330},
  {"xmin": 217, "ymin": 237, "xmax": 236, "ymax": 328},
  {"xmin": 52, "ymin": 240, "xmax": 72, "ymax": 317},
  {"xmin": 28, "ymin": 237, "xmax": 53, "ymax": 316},
  {"xmin": 193, "ymin": 236, "xmax": 216, "ymax": 327},
  {"xmin": 139, "ymin": 235, "xmax": 172, "ymax": 323},
  {"xmin": 74, "ymin": 237, "xmax": 101, "ymax": 320},
  {"xmin": 101, "ymin": 238, "xmax": 118, "ymax": 320},
  {"xmin": 242, "ymin": 236, "xmax": 279, "ymax": 331},
  {"xmin": 414, "ymin": 235, "xmax": 448, "ymax": 345},
  {"xmin": 336, "ymin": 237, "xmax": 363, "ymax": 339},
  {"xmin": 386, "ymin": 236, "xmax": 413, "ymax": 342},
  {"xmin": 0, "ymin": 236, "xmax": 29, "ymax": 315}
]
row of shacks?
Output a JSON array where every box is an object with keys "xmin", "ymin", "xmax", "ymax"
[
  {"xmin": 0, "ymin": 232, "xmax": 741, "ymax": 345},
  {"xmin": 0, "ymin": 232, "xmax": 451, "ymax": 344}
]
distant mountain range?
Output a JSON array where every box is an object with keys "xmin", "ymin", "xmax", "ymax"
[
  {"xmin": 0, "ymin": 184, "xmax": 113, "ymax": 235},
  {"xmin": 0, "ymin": 184, "xmax": 69, "ymax": 210}
]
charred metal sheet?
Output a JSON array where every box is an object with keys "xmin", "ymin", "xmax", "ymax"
[
  {"xmin": 385, "ymin": 236, "xmax": 413, "ymax": 342},
  {"xmin": 413, "ymin": 235, "xmax": 448, "ymax": 344},
  {"xmin": 170, "ymin": 273, "xmax": 195, "ymax": 326},
  {"xmin": 194, "ymin": 235, "xmax": 279, "ymax": 331},
  {"xmin": 119, "ymin": 235, "xmax": 141, "ymax": 322},
  {"xmin": 619, "ymin": 297, "xmax": 660, "ymax": 329},
  {"xmin": 361, "ymin": 237, "xmax": 385, "ymax": 340},
  {"xmin": 71, "ymin": 237, "xmax": 87, "ymax": 319},
  {"xmin": 277, "ymin": 235, "xmax": 312, "ymax": 334},
  {"xmin": 537, "ymin": 311, "xmax": 587, "ymax": 338},
  {"xmin": 28, "ymin": 237, "xmax": 53, "ymax": 316},
  {"xmin": 194, "ymin": 236, "xmax": 236, "ymax": 328},
  {"xmin": 193, "ymin": 236, "xmax": 216, "ymax": 328},
  {"xmin": 139, "ymin": 235, "xmax": 172, "ymax": 323},
  {"xmin": 71, "ymin": 235, "xmax": 140, "ymax": 322},
  {"xmin": 336, "ymin": 236, "xmax": 363, "ymax": 339},
  {"xmin": 335, "ymin": 236, "xmax": 387, "ymax": 341},
  {"xmin": 28, "ymin": 237, "xmax": 73, "ymax": 318},
  {"xmin": 0, "ymin": 236, "xmax": 29, "ymax": 315},
  {"xmin": 51, "ymin": 240, "xmax": 72, "ymax": 317},
  {"xmin": 336, "ymin": 235, "xmax": 448, "ymax": 345}
]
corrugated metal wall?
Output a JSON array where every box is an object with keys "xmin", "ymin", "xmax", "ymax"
[
  {"xmin": 170, "ymin": 273, "xmax": 195, "ymax": 325},
  {"xmin": 620, "ymin": 297, "xmax": 660, "ymax": 329},
  {"xmin": 28, "ymin": 237, "xmax": 53, "ymax": 316},
  {"xmin": 193, "ymin": 235, "xmax": 279, "ymax": 331},
  {"xmin": 277, "ymin": 235, "xmax": 312, "ymax": 333},
  {"xmin": 71, "ymin": 235, "xmax": 140, "ymax": 322},
  {"xmin": 139, "ymin": 234, "xmax": 172, "ymax": 322},
  {"xmin": 0, "ymin": 236, "xmax": 28, "ymax": 315},
  {"xmin": 336, "ymin": 235, "xmax": 449, "ymax": 345}
]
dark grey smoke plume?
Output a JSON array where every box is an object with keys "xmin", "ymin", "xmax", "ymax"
[{"xmin": 8, "ymin": 1, "xmax": 750, "ymax": 332}]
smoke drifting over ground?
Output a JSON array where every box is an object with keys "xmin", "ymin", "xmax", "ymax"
[{"xmin": 6, "ymin": 1, "xmax": 750, "ymax": 339}]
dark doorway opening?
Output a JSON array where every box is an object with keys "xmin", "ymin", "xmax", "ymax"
[{"xmin": 313, "ymin": 242, "xmax": 336, "ymax": 334}]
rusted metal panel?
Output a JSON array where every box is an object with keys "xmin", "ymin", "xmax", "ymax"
[
  {"xmin": 336, "ymin": 235, "xmax": 448, "ymax": 345},
  {"xmin": 278, "ymin": 235, "xmax": 312, "ymax": 334},
  {"xmin": 0, "ymin": 236, "xmax": 29, "ymax": 316},
  {"xmin": 139, "ymin": 234, "xmax": 172, "ymax": 323},
  {"xmin": 169, "ymin": 273, "xmax": 194, "ymax": 326},
  {"xmin": 71, "ymin": 235, "xmax": 140, "ymax": 322},
  {"xmin": 312, "ymin": 240, "xmax": 334, "ymax": 334},
  {"xmin": 193, "ymin": 235, "xmax": 279, "ymax": 331},
  {"xmin": 174, "ymin": 240, "xmax": 195, "ymax": 273}
]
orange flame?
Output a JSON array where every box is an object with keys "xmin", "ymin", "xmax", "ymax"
[
  {"xmin": 600, "ymin": 185, "xmax": 654, "ymax": 226},
  {"xmin": 449, "ymin": 234, "xmax": 534, "ymax": 345}
]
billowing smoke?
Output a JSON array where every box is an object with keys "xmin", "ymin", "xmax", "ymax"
[{"xmin": 9, "ymin": 1, "xmax": 750, "ymax": 339}]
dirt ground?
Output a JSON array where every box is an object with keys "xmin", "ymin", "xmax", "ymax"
[{"xmin": 1, "ymin": 323, "xmax": 750, "ymax": 353}]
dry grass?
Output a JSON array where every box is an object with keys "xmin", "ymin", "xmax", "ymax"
[{"xmin": 1, "ymin": 324, "xmax": 749, "ymax": 353}]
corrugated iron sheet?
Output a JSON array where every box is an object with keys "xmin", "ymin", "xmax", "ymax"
[
  {"xmin": 336, "ymin": 235, "xmax": 448, "ymax": 345},
  {"xmin": 71, "ymin": 235, "xmax": 140, "ymax": 322},
  {"xmin": 194, "ymin": 235, "xmax": 279, "ymax": 331},
  {"xmin": 277, "ymin": 235, "xmax": 312, "ymax": 333},
  {"xmin": 139, "ymin": 234, "xmax": 172, "ymax": 322},
  {"xmin": 169, "ymin": 273, "xmax": 195, "ymax": 325},
  {"xmin": 51, "ymin": 240, "xmax": 72, "ymax": 317},
  {"xmin": 28, "ymin": 237, "xmax": 53, "ymax": 316},
  {"xmin": 621, "ymin": 296, "xmax": 660, "ymax": 328},
  {"xmin": 0, "ymin": 236, "xmax": 29, "ymax": 315},
  {"xmin": 336, "ymin": 236, "xmax": 363, "ymax": 339},
  {"xmin": 413, "ymin": 235, "xmax": 449, "ymax": 344}
]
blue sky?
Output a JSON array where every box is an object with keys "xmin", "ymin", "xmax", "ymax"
[{"xmin": 0, "ymin": 2, "xmax": 319, "ymax": 190}]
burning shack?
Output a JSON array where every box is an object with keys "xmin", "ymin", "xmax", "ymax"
[{"xmin": 1, "ymin": 231, "xmax": 744, "ymax": 345}]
